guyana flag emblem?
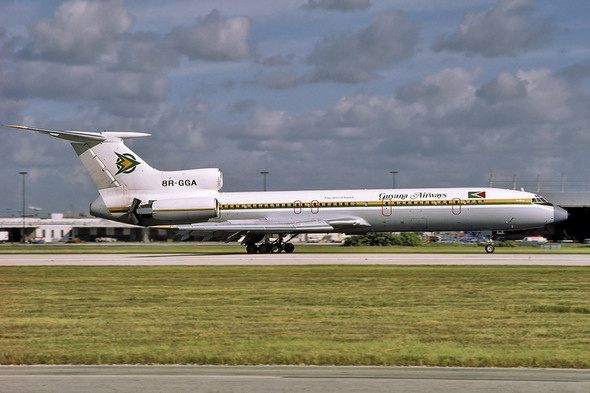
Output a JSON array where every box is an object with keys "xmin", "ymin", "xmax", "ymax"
[{"xmin": 468, "ymin": 191, "xmax": 486, "ymax": 199}]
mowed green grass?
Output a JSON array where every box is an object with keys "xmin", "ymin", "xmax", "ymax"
[{"xmin": 1, "ymin": 265, "xmax": 589, "ymax": 367}]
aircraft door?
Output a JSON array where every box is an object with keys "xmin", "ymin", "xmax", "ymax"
[
  {"xmin": 294, "ymin": 200, "xmax": 302, "ymax": 214},
  {"xmin": 311, "ymin": 200, "xmax": 320, "ymax": 214},
  {"xmin": 452, "ymin": 198, "xmax": 462, "ymax": 215},
  {"xmin": 381, "ymin": 200, "xmax": 392, "ymax": 216}
]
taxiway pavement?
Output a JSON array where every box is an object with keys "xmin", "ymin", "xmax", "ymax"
[
  {"xmin": 1, "ymin": 366, "xmax": 589, "ymax": 393},
  {"xmin": 1, "ymin": 252, "xmax": 590, "ymax": 265}
]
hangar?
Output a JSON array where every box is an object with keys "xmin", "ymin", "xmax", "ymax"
[{"xmin": 541, "ymin": 192, "xmax": 590, "ymax": 241}]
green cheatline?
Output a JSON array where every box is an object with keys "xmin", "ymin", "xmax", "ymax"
[{"xmin": 1, "ymin": 265, "xmax": 588, "ymax": 367}]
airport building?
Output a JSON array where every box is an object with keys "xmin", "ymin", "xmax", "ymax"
[
  {"xmin": 0, "ymin": 213, "xmax": 171, "ymax": 243},
  {"xmin": 0, "ymin": 213, "xmax": 344, "ymax": 244}
]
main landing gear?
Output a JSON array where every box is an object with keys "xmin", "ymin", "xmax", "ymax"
[{"xmin": 245, "ymin": 235, "xmax": 297, "ymax": 254}]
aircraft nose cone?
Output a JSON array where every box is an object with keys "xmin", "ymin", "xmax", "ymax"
[{"xmin": 553, "ymin": 206, "xmax": 569, "ymax": 223}]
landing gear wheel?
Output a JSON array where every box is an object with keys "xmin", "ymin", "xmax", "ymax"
[
  {"xmin": 283, "ymin": 243, "xmax": 295, "ymax": 253},
  {"xmin": 485, "ymin": 243, "xmax": 495, "ymax": 254},
  {"xmin": 246, "ymin": 244, "xmax": 258, "ymax": 254},
  {"xmin": 271, "ymin": 244, "xmax": 282, "ymax": 253},
  {"xmin": 258, "ymin": 243, "xmax": 271, "ymax": 254}
]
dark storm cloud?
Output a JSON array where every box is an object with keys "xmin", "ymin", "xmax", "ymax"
[
  {"xmin": 306, "ymin": 10, "xmax": 419, "ymax": 83},
  {"xmin": 433, "ymin": 0, "xmax": 554, "ymax": 57}
]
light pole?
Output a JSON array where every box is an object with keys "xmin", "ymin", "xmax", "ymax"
[
  {"xmin": 19, "ymin": 171, "xmax": 27, "ymax": 243},
  {"xmin": 389, "ymin": 170, "xmax": 398, "ymax": 189},
  {"xmin": 260, "ymin": 171, "xmax": 269, "ymax": 191}
]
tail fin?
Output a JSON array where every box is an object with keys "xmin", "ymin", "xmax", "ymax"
[
  {"xmin": 71, "ymin": 132, "xmax": 160, "ymax": 191},
  {"xmin": 6, "ymin": 125, "xmax": 158, "ymax": 191},
  {"xmin": 5, "ymin": 125, "xmax": 223, "ymax": 192}
]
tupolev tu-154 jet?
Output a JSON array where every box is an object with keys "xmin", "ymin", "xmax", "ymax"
[{"xmin": 6, "ymin": 125, "xmax": 568, "ymax": 253}]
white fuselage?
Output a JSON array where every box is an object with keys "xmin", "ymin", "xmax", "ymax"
[
  {"xmin": 97, "ymin": 186, "xmax": 560, "ymax": 233},
  {"xmin": 213, "ymin": 188, "xmax": 556, "ymax": 232}
]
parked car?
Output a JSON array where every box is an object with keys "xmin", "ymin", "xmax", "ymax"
[
  {"xmin": 521, "ymin": 236, "xmax": 548, "ymax": 243},
  {"xmin": 95, "ymin": 237, "xmax": 117, "ymax": 243}
]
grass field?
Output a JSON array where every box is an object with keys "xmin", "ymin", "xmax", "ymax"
[{"xmin": 1, "ymin": 265, "xmax": 589, "ymax": 367}]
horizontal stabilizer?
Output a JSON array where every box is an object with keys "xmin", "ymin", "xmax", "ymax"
[{"xmin": 5, "ymin": 125, "xmax": 150, "ymax": 143}]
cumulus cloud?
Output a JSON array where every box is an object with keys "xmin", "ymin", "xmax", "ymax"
[
  {"xmin": 111, "ymin": 31, "xmax": 179, "ymax": 73},
  {"xmin": 229, "ymin": 65, "xmax": 588, "ymax": 189},
  {"xmin": 3, "ymin": 60, "xmax": 168, "ymax": 119},
  {"xmin": 238, "ymin": 69, "xmax": 481, "ymax": 151},
  {"xmin": 20, "ymin": 0, "xmax": 133, "ymax": 64},
  {"xmin": 476, "ymin": 72, "xmax": 528, "ymax": 104},
  {"xmin": 303, "ymin": 0, "xmax": 371, "ymax": 12},
  {"xmin": 166, "ymin": 9, "xmax": 253, "ymax": 61},
  {"xmin": 557, "ymin": 60, "xmax": 590, "ymax": 85},
  {"xmin": 249, "ymin": 70, "xmax": 303, "ymax": 90},
  {"xmin": 262, "ymin": 54, "xmax": 296, "ymax": 67},
  {"xmin": 433, "ymin": 0, "xmax": 554, "ymax": 57},
  {"xmin": 307, "ymin": 10, "xmax": 419, "ymax": 83},
  {"xmin": 2, "ymin": 1, "xmax": 588, "ymax": 209},
  {"xmin": 3, "ymin": 3, "xmax": 254, "ymax": 118},
  {"xmin": 243, "ymin": 107, "xmax": 292, "ymax": 139}
]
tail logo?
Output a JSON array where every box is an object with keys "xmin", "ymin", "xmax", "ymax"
[{"xmin": 115, "ymin": 152, "xmax": 141, "ymax": 175}]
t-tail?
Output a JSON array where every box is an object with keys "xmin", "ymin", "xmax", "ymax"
[{"xmin": 5, "ymin": 125, "xmax": 223, "ymax": 225}]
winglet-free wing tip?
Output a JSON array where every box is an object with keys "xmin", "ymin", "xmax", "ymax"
[
  {"xmin": 5, "ymin": 124, "xmax": 108, "ymax": 142},
  {"xmin": 4, "ymin": 124, "xmax": 29, "ymax": 130}
]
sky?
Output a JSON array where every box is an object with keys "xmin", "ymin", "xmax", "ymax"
[{"xmin": 1, "ymin": 0, "xmax": 590, "ymax": 215}]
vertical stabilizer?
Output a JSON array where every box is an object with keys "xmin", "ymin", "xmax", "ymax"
[
  {"xmin": 5, "ymin": 125, "xmax": 223, "ymax": 194},
  {"xmin": 71, "ymin": 133, "xmax": 158, "ymax": 191},
  {"xmin": 5, "ymin": 126, "xmax": 159, "ymax": 191}
]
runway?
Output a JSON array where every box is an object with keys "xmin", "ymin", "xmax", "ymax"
[
  {"xmin": 1, "ymin": 252, "xmax": 590, "ymax": 265},
  {"xmin": 1, "ymin": 366, "xmax": 589, "ymax": 393}
]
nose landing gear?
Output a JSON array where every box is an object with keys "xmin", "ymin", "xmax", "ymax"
[{"xmin": 484, "ymin": 233, "xmax": 496, "ymax": 253}]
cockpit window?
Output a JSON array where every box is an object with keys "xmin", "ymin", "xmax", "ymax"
[{"xmin": 532, "ymin": 195, "xmax": 552, "ymax": 205}]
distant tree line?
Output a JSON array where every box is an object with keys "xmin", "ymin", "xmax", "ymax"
[{"xmin": 342, "ymin": 232, "xmax": 422, "ymax": 247}]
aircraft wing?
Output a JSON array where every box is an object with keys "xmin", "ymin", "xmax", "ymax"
[{"xmin": 154, "ymin": 217, "xmax": 370, "ymax": 242}]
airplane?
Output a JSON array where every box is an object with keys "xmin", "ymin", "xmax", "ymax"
[{"xmin": 6, "ymin": 124, "xmax": 568, "ymax": 253}]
